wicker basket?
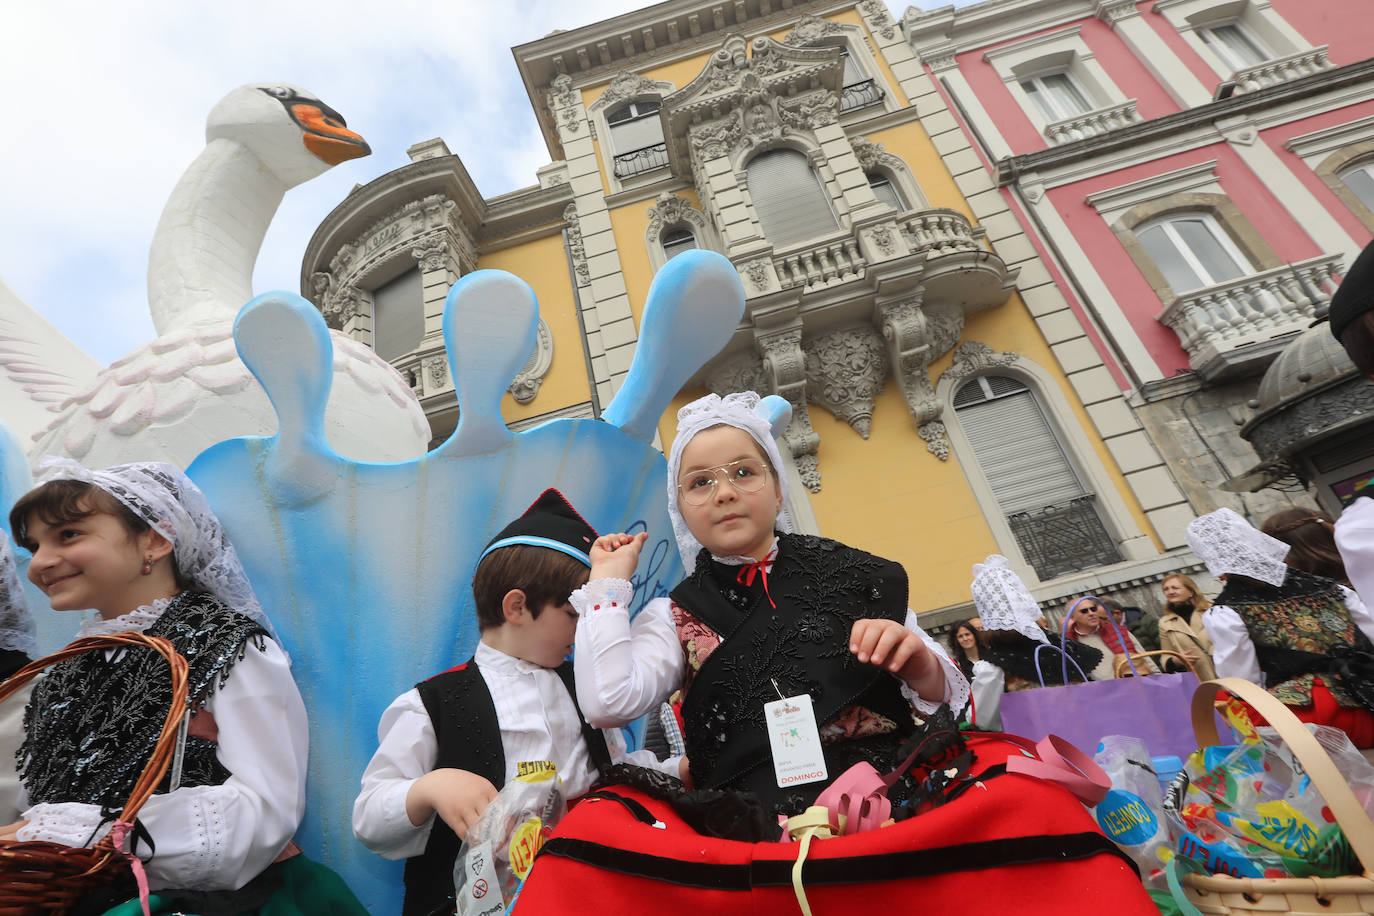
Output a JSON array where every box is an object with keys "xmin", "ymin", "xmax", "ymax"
[
  {"xmin": 1173, "ymin": 677, "xmax": 1374, "ymax": 915},
  {"xmin": 0, "ymin": 633, "xmax": 188, "ymax": 916}
]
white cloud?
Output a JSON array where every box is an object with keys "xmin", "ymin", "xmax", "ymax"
[{"xmin": 1, "ymin": 0, "xmax": 946, "ymax": 366}]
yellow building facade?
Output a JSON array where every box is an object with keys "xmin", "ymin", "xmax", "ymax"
[{"xmin": 301, "ymin": 0, "xmax": 1198, "ymax": 622}]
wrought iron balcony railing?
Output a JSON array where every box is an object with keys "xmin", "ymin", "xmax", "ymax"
[
  {"xmin": 840, "ymin": 79, "xmax": 885, "ymax": 113},
  {"xmin": 612, "ymin": 142, "xmax": 669, "ymax": 178},
  {"xmin": 1007, "ymin": 495, "xmax": 1123, "ymax": 582}
]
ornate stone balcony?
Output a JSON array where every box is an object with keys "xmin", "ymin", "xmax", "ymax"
[
  {"xmin": 1158, "ymin": 253, "xmax": 1343, "ymax": 381},
  {"xmin": 1043, "ymin": 100, "xmax": 1140, "ymax": 145},
  {"xmin": 1229, "ymin": 46, "xmax": 1330, "ymax": 95},
  {"xmin": 900, "ymin": 208, "xmax": 982, "ymax": 256},
  {"xmin": 771, "ymin": 230, "xmax": 867, "ymax": 291}
]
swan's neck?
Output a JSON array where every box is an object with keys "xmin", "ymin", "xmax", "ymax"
[{"xmin": 147, "ymin": 138, "xmax": 287, "ymax": 334}]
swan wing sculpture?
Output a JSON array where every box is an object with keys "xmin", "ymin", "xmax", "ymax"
[
  {"xmin": 0, "ymin": 277, "xmax": 101, "ymax": 445},
  {"xmin": 26, "ymin": 82, "xmax": 431, "ymax": 470}
]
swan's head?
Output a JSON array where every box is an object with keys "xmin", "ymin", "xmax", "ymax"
[{"xmin": 206, "ymin": 82, "xmax": 371, "ymax": 186}]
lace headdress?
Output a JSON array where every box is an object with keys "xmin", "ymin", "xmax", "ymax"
[
  {"xmin": 38, "ymin": 458, "xmax": 277, "ymax": 641},
  {"xmin": 1186, "ymin": 507, "xmax": 1290, "ymax": 587},
  {"xmin": 0, "ymin": 535, "xmax": 37, "ymax": 656},
  {"xmin": 666, "ymin": 391, "xmax": 789, "ymax": 568},
  {"xmin": 970, "ymin": 555, "xmax": 1047, "ymax": 644}
]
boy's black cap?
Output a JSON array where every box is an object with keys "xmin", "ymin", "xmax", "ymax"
[
  {"xmin": 477, "ymin": 489, "xmax": 597, "ymax": 567},
  {"xmin": 1329, "ymin": 239, "xmax": 1374, "ymax": 341}
]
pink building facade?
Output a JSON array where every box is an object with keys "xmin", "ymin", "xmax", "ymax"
[{"xmin": 904, "ymin": 0, "xmax": 1374, "ymax": 517}]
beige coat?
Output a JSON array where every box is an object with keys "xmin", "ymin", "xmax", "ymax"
[{"xmin": 1158, "ymin": 610, "xmax": 1217, "ymax": 681}]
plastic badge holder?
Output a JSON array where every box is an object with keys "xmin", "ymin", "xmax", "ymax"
[{"xmin": 453, "ymin": 761, "xmax": 568, "ymax": 915}]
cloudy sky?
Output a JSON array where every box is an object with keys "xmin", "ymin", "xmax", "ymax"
[{"xmin": 2, "ymin": 0, "xmax": 946, "ymax": 365}]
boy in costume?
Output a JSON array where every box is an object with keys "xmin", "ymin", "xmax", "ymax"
[{"xmin": 353, "ymin": 489, "xmax": 675, "ymax": 916}]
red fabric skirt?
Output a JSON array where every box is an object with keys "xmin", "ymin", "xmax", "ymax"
[
  {"xmin": 1284, "ymin": 678, "xmax": 1374, "ymax": 748},
  {"xmin": 517, "ymin": 735, "xmax": 1155, "ymax": 915}
]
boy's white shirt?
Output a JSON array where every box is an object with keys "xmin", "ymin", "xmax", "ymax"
[
  {"xmin": 1203, "ymin": 583, "xmax": 1374, "ymax": 686},
  {"xmin": 15, "ymin": 601, "xmax": 306, "ymax": 891},
  {"xmin": 353, "ymin": 640, "xmax": 678, "ymax": 860},
  {"xmin": 571, "ymin": 566, "xmax": 970, "ymax": 731},
  {"xmin": 1336, "ymin": 496, "xmax": 1374, "ymax": 611}
]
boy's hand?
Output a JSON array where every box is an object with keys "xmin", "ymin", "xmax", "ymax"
[
  {"xmin": 589, "ymin": 532, "xmax": 649, "ymax": 582},
  {"xmin": 849, "ymin": 618, "xmax": 945, "ymax": 700},
  {"xmin": 406, "ymin": 768, "xmax": 498, "ymax": 840}
]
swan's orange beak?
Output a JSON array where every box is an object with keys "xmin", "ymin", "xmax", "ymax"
[{"xmin": 293, "ymin": 104, "xmax": 371, "ymax": 165}]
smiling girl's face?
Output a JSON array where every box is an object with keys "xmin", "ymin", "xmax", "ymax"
[{"xmin": 676, "ymin": 426, "xmax": 781, "ymax": 562}]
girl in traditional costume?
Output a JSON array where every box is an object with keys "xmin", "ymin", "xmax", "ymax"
[
  {"xmin": 2, "ymin": 460, "xmax": 363, "ymax": 913},
  {"xmin": 1188, "ymin": 507, "xmax": 1374, "ymax": 748},
  {"xmin": 572, "ymin": 392, "xmax": 968, "ymax": 817}
]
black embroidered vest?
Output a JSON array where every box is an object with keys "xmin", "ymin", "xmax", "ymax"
[
  {"xmin": 403, "ymin": 659, "xmax": 611, "ymax": 916},
  {"xmin": 673, "ymin": 533, "xmax": 914, "ymax": 815},
  {"xmin": 20, "ymin": 591, "xmax": 266, "ymax": 808},
  {"xmin": 1217, "ymin": 571, "xmax": 1374, "ymax": 710}
]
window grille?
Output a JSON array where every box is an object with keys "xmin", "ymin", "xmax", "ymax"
[{"xmin": 608, "ymin": 99, "xmax": 667, "ymax": 178}]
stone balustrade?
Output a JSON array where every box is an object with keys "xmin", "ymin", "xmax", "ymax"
[
  {"xmin": 900, "ymin": 208, "xmax": 982, "ymax": 256},
  {"xmin": 1159, "ymin": 254, "xmax": 1343, "ymax": 379},
  {"xmin": 1230, "ymin": 46, "xmax": 1330, "ymax": 94},
  {"xmin": 772, "ymin": 232, "xmax": 867, "ymax": 290},
  {"xmin": 1043, "ymin": 100, "xmax": 1140, "ymax": 144}
]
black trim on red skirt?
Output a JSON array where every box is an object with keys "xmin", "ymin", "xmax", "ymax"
[{"xmin": 537, "ymin": 830, "xmax": 1137, "ymax": 890}]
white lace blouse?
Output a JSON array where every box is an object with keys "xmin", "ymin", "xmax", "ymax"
[{"xmin": 13, "ymin": 597, "xmax": 306, "ymax": 891}]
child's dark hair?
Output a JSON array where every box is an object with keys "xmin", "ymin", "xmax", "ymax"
[
  {"xmin": 9, "ymin": 479, "xmax": 194, "ymax": 591},
  {"xmin": 472, "ymin": 544, "xmax": 591, "ymax": 631},
  {"xmin": 1261, "ymin": 507, "xmax": 1348, "ymax": 583}
]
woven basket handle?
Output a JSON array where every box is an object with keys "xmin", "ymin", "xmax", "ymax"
[
  {"xmin": 1192, "ymin": 677, "xmax": 1374, "ymax": 876},
  {"xmin": 0, "ymin": 632, "xmax": 189, "ymax": 833},
  {"xmin": 1113, "ymin": 650, "xmax": 1190, "ymax": 678}
]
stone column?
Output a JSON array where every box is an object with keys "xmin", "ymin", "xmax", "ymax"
[{"xmin": 1094, "ymin": 0, "xmax": 1212, "ymax": 108}]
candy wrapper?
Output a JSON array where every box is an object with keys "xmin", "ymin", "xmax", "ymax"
[
  {"xmin": 1092, "ymin": 736, "xmax": 1172, "ymax": 888},
  {"xmin": 453, "ymin": 761, "xmax": 568, "ymax": 915}
]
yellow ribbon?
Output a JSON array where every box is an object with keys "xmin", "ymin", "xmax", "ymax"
[{"xmin": 786, "ymin": 806, "xmax": 838, "ymax": 916}]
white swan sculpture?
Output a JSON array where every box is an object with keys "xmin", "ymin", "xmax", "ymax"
[{"xmin": 23, "ymin": 82, "xmax": 431, "ymax": 469}]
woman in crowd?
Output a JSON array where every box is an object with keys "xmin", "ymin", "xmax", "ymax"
[{"xmin": 1157, "ymin": 573, "xmax": 1216, "ymax": 680}]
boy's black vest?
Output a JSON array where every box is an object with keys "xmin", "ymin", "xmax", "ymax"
[
  {"xmin": 403, "ymin": 658, "xmax": 612, "ymax": 916},
  {"xmin": 672, "ymin": 533, "xmax": 916, "ymax": 816}
]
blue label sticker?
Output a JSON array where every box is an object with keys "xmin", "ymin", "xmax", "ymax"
[{"xmin": 1096, "ymin": 789, "xmax": 1160, "ymax": 846}]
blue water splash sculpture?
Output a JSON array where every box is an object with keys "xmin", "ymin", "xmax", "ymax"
[{"xmin": 185, "ymin": 250, "xmax": 747, "ymax": 913}]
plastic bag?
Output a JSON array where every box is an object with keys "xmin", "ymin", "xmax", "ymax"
[
  {"xmin": 453, "ymin": 761, "xmax": 568, "ymax": 915},
  {"xmin": 1091, "ymin": 736, "xmax": 1171, "ymax": 887}
]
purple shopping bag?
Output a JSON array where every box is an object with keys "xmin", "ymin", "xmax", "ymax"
[{"xmin": 999, "ymin": 595, "xmax": 1228, "ymax": 760}]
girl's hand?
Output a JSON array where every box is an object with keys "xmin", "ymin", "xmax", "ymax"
[
  {"xmin": 849, "ymin": 619, "xmax": 945, "ymax": 699},
  {"xmin": 589, "ymin": 532, "xmax": 649, "ymax": 582},
  {"xmin": 0, "ymin": 820, "xmax": 26, "ymax": 841}
]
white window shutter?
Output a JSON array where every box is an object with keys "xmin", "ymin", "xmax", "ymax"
[{"xmin": 747, "ymin": 150, "xmax": 838, "ymax": 247}]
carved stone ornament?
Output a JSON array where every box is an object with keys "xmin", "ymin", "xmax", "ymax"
[
  {"xmin": 804, "ymin": 326, "xmax": 888, "ymax": 439},
  {"xmin": 594, "ymin": 71, "xmax": 668, "ymax": 112},
  {"xmin": 879, "ymin": 298, "xmax": 965, "ymax": 459},
  {"xmin": 918, "ymin": 420, "xmax": 949, "ymax": 460},
  {"xmin": 422, "ymin": 355, "xmax": 449, "ymax": 389},
  {"xmin": 741, "ymin": 102, "xmax": 783, "ymax": 149},
  {"xmin": 758, "ymin": 327, "xmax": 823, "ymax": 493},
  {"xmin": 743, "ymin": 259, "xmax": 771, "ymax": 292},
  {"xmin": 509, "ymin": 318, "xmax": 554, "ymax": 404},
  {"xmin": 940, "ymin": 340, "xmax": 1020, "ymax": 386},
  {"xmin": 857, "ymin": 0, "xmax": 898, "ymax": 41},
  {"xmin": 689, "ymin": 111, "xmax": 743, "ymax": 160},
  {"xmin": 321, "ymin": 283, "xmax": 365, "ymax": 330},
  {"xmin": 563, "ymin": 204, "xmax": 591, "ymax": 288},
  {"xmin": 307, "ymin": 271, "xmax": 335, "ymax": 309},
  {"xmin": 871, "ymin": 223, "xmax": 897, "ymax": 256},
  {"xmin": 850, "ymin": 137, "xmax": 885, "ymax": 171},
  {"xmin": 705, "ymin": 351, "xmax": 768, "ymax": 398},
  {"xmin": 547, "ymin": 74, "xmax": 583, "ymax": 134},
  {"xmin": 412, "ymin": 239, "xmax": 449, "ymax": 273},
  {"xmin": 1094, "ymin": 0, "xmax": 1139, "ymax": 24},
  {"xmin": 778, "ymin": 89, "xmax": 839, "ymax": 130},
  {"xmin": 783, "ymin": 15, "xmax": 844, "ymax": 47},
  {"xmin": 328, "ymin": 193, "xmax": 467, "ymax": 284}
]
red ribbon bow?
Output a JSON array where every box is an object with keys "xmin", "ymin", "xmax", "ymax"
[{"xmin": 736, "ymin": 560, "xmax": 777, "ymax": 609}]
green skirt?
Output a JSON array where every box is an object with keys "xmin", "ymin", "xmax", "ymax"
[{"xmin": 98, "ymin": 855, "xmax": 368, "ymax": 916}]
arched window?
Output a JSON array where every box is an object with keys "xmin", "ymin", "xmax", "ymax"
[
  {"xmin": 746, "ymin": 150, "xmax": 838, "ymax": 248},
  {"xmin": 371, "ymin": 267, "xmax": 424, "ymax": 361},
  {"xmin": 953, "ymin": 375, "xmax": 1122, "ymax": 580},
  {"xmin": 607, "ymin": 99, "xmax": 667, "ymax": 178},
  {"xmin": 1135, "ymin": 212, "xmax": 1253, "ymax": 293},
  {"xmin": 839, "ymin": 49, "xmax": 883, "ymax": 112},
  {"xmin": 661, "ymin": 228, "xmax": 697, "ymax": 261},
  {"xmin": 1340, "ymin": 161, "xmax": 1374, "ymax": 215},
  {"xmin": 867, "ymin": 172, "xmax": 906, "ymax": 211}
]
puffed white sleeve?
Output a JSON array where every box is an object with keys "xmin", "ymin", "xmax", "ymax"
[
  {"xmin": 352, "ymin": 689, "xmax": 438, "ymax": 860},
  {"xmin": 1203, "ymin": 605, "xmax": 1262, "ymax": 686},
  {"xmin": 572, "ymin": 579, "xmax": 683, "ymax": 728},
  {"xmin": 899, "ymin": 610, "xmax": 970, "ymax": 717},
  {"xmin": 1336, "ymin": 497, "xmax": 1374, "ymax": 610},
  {"xmin": 19, "ymin": 637, "xmax": 307, "ymax": 890}
]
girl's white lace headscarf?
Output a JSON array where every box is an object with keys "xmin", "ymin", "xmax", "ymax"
[
  {"xmin": 970, "ymin": 555, "xmax": 1047, "ymax": 644},
  {"xmin": 1186, "ymin": 507, "xmax": 1290, "ymax": 587},
  {"xmin": 0, "ymin": 535, "xmax": 37, "ymax": 656},
  {"xmin": 39, "ymin": 458, "xmax": 278, "ymax": 643},
  {"xmin": 666, "ymin": 392, "xmax": 790, "ymax": 569}
]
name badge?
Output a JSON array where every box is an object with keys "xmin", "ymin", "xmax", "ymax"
[{"xmin": 763, "ymin": 694, "xmax": 829, "ymax": 789}]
